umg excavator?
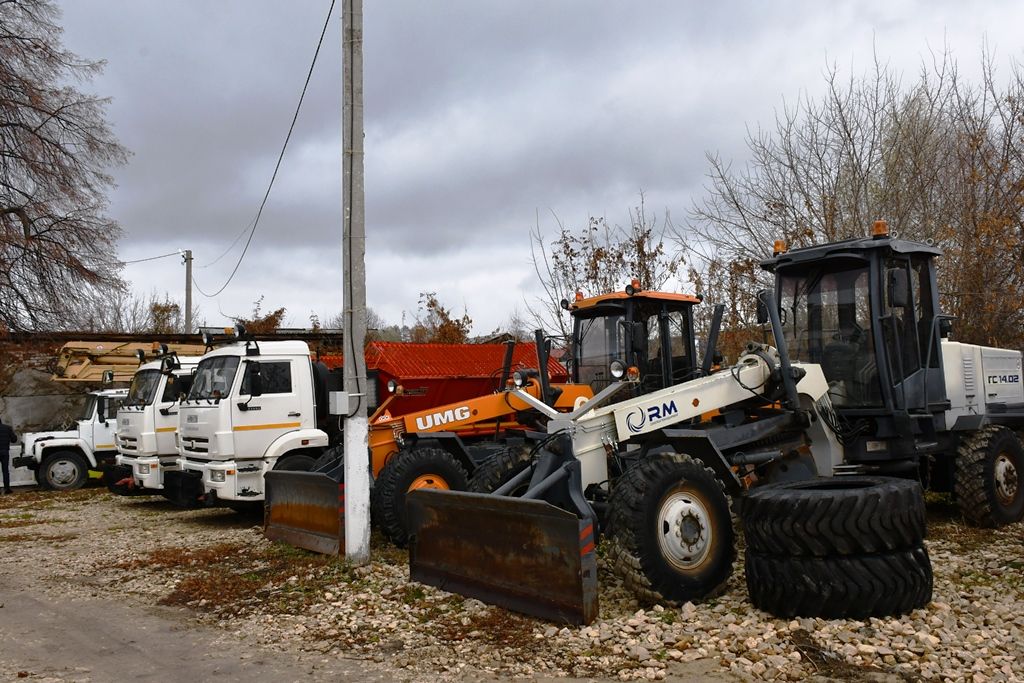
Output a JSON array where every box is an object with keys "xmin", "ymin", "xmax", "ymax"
[
  {"xmin": 407, "ymin": 221, "xmax": 1024, "ymax": 624},
  {"xmin": 264, "ymin": 288, "xmax": 715, "ymax": 554}
]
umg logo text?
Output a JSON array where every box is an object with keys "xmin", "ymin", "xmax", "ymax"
[
  {"xmin": 415, "ymin": 405, "xmax": 472, "ymax": 431},
  {"xmin": 625, "ymin": 400, "xmax": 679, "ymax": 433}
]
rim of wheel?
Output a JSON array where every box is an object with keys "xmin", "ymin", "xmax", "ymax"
[
  {"xmin": 657, "ymin": 489, "xmax": 713, "ymax": 571},
  {"xmin": 994, "ymin": 452, "xmax": 1019, "ymax": 506},
  {"xmin": 49, "ymin": 459, "xmax": 79, "ymax": 487},
  {"xmin": 408, "ymin": 474, "xmax": 449, "ymax": 492}
]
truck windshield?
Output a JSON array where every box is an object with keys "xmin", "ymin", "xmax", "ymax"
[
  {"xmin": 79, "ymin": 395, "xmax": 98, "ymax": 421},
  {"xmin": 126, "ymin": 370, "xmax": 162, "ymax": 406},
  {"xmin": 575, "ymin": 312, "xmax": 624, "ymax": 391},
  {"xmin": 188, "ymin": 357, "xmax": 240, "ymax": 401},
  {"xmin": 778, "ymin": 264, "xmax": 882, "ymax": 407}
]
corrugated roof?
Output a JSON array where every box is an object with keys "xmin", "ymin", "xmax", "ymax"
[{"xmin": 366, "ymin": 342, "xmax": 567, "ymax": 381}]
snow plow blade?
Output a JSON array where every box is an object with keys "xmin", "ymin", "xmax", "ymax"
[
  {"xmin": 407, "ymin": 489, "xmax": 598, "ymax": 625},
  {"xmin": 264, "ymin": 463, "xmax": 344, "ymax": 555}
]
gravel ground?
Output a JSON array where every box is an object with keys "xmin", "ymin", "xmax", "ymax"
[{"xmin": 0, "ymin": 486, "xmax": 1021, "ymax": 682}]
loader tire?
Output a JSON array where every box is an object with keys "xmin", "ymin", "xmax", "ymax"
[
  {"xmin": 312, "ymin": 445, "xmax": 345, "ymax": 471},
  {"xmin": 742, "ymin": 476, "xmax": 926, "ymax": 556},
  {"xmin": 40, "ymin": 451, "xmax": 89, "ymax": 491},
  {"xmin": 955, "ymin": 425, "xmax": 1024, "ymax": 527},
  {"xmin": 606, "ymin": 452, "xmax": 735, "ymax": 607},
  {"xmin": 745, "ymin": 545, "xmax": 933, "ymax": 619},
  {"xmin": 373, "ymin": 446, "xmax": 469, "ymax": 548},
  {"xmin": 467, "ymin": 446, "xmax": 533, "ymax": 494}
]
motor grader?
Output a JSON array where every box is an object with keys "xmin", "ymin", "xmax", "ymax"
[
  {"xmin": 264, "ymin": 289, "xmax": 715, "ymax": 553},
  {"xmin": 407, "ymin": 221, "xmax": 1024, "ymax": 624}
]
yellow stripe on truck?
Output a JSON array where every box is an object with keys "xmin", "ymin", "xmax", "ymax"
[
  {"xmin": 155, "ymin": 427, "xmax": 177, "ymax": 433},
  {"xmin": 232, "ymin": 422, "xmax": 302, "ymax": 432}
]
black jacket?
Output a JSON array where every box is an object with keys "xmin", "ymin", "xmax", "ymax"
[{"xmin": 0, "ymin": 421, "xmax": 16, "ymax": 446}]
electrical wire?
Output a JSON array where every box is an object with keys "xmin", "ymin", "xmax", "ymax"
[
  {"xmin": 194, "ymin": 0, "xmax": 336, "ymax": 298},
  {"xmin": 121, "ymin": 251, "xmax": 181, "ymax": 265}
]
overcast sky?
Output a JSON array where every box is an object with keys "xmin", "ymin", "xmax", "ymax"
[{"xmin": 57, "ymin": 1, "xmax": 1024, "ymax": 333}]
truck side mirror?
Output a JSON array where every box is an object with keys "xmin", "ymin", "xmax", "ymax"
[
  {"xmin": 631, "ymin": 323, "xmax": 647, "ymax": 355},
  {"xmin": 247, "ymin": 362, "xmax": 264, "ymax": 397},
  {"xmin": 97, "ymin": 400, "xmax": 106, "ymax": 424},
  {"xmin": 755, "ymin": 290, "xmax": 770, "ymax": 325},
  {"xmin": 887, "ymin": 268, "xmax": 910, "ymax": 309},
  {"xmin": 939, "ymin": 317, "xmax": 953, "ymax": 338},
  {"xmin": 101, "ymin": 370, "xmax": 114, "ymax": 385}
]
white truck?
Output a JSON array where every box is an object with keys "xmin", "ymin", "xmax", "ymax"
[
  {"xmin": 163, "ymin": 335, "xmax": 339, "ymax": 509},
  {"xmin": 106, "ymin": 352, "xmax": 202, "ymax": 495},
  {"xmin": 12, "ymin": 388, "xmax": 128, "ymax": 490}
]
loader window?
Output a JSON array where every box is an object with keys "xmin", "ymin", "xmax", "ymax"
[
  {"xmin": 575, "ymin": 312, "xmax": 624, "ymax": 391},
  {"xmin": 779, "ymin": 265, "xmax": 881, "ymax": 407},
  {"xmin": 126, "ymin": 370, "xmax": 162, "ymax": 406},
  {"xmin": 188, "ymin": 356, "xmax": 240, "ymax": 401}
]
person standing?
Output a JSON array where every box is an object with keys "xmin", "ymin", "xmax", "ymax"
[{"xmin": 0, "ymin": 415, "xmax": 16, "ymax": 494}]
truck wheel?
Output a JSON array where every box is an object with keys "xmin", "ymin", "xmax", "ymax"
[
  {"xmin": 274, "ymin": 454, "xmax": 317, "ymax": 471},
  {"xmin": 41, "ymin": 451, "xmax": 89, "ymax": 491},
  {"xmin": 467, "ymin": 446, "xmax": 533, "ymax": 494},
  {"xmin": 746, "ymin": 546, "xmax": 933, "ymax": 619},
  {"xmin": 955, "ymin": 426, "xmax": 1024, "ymax": 527},
  {"xmin": 372, "ymin": 446, "xmax": 469, "ymax": 548},
  {"xmin": 606, "ymin": 452, "xmax": 735, "ymax": 606},
  {"xmin": 742, "ymin": 476, "xmax": 926, "ymax": 556}
]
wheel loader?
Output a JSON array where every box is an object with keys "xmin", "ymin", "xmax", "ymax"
[
  {"xmin": 264, "ymin": 289, "xmax": 716, "ymax": 554},
  {"xmin": 407, "ymin": 220, "xmax": 1024, "ymax": 624}
]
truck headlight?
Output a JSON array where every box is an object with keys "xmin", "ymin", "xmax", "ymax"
[
  {"xmin": 512, "ymin": 371, "xmax": 526, "ymax": 387},
  {"xmin": 210, "ymin": 470, "xmax": 226, "ymax": 483},
  {"xmin": 137, "ymin": 464, "xmax": 151, "ymax": 474}
]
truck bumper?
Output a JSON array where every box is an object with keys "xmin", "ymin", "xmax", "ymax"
[{"xmin": 177, "ymin": 458, "xmax": 266, "ymax": 503}]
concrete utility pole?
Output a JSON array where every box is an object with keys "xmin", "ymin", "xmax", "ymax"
[
  {"xmin": 182, "ymin": 249, "xmax": 193, "ymax": 333},
  {"xmin": 342, "ymin": 0, "xmax": 370, "ymax": 565}
]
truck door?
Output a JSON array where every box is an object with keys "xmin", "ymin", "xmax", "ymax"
[
  {"xmin": 232, "ymin": 359, "xmax": 300, "ymax": 461},
  {"xmin": 155, "ymin": 374, "xmax": 190, "ymax": 456},
  {"xmin": 93, "ymin": 396, "xmax": 122, "ymax": 453}
]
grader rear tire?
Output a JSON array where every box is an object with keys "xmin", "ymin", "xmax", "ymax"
[
  {"xmin": 372, "ymin": 446, "xmax": 469, "ymax": 548},
  {"xmin": 606, "ymin": 453, "xmax": 735, "ymax": 606},
  {"xmin": 955, "ymin": 426, "xmax": 1024, "ymax": 527}
]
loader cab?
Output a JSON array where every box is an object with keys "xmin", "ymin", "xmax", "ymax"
[
  {"xmin": 763, "ymin": 224, "xmax": 947, "ymax": 462},
  {"xmin": 567, "ymin": 288, "xmax": 700, "ymax": 394}
]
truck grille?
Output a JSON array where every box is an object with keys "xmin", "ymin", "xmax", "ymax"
[{"xmin": 181, "ymin": 436, "xmax": 210, "ymax": 454}]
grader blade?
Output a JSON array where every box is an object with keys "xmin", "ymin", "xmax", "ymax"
[
  {"xmin": 407, "ymin": 489, "xmax": 598, "ymax": 625},
  {"xmin": 264, "ymin": 464, "xmax": 344, "ymax": 555}
]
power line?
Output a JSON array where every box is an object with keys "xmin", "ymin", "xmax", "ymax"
[
  {"xmin": 194, "ymin": 0, "xmax": 336, "ymax": 298},
  {"xmin": 121, "ymin": 251, "xmax": 181, "ymax": 265}
]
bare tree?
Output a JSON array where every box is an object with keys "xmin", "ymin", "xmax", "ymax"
[
  {"xmin": 687, "ymin": 47, "xmax": 1024, "ymax": 349},
  {"xmin": 0, "ymin": 0, "xmax": 129, "ymax": 331},
  {"xmin": 530, "ymin": 192, "xmax": 684, "ymax": 337},
  {"xmin": 59, "ymin": 288, "xmax": 201, "ymax": 334}
]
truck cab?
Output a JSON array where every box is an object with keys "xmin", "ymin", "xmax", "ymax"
[
  {"xmin": 111, "ymin": 354, "xmax": 201, "ymax": 493},
  {"xmin": 165, "ymin": 338, "xmax": 331, "ymax": 507},
  {"xmin": 13, "ymin": 388, "xmax": 127, "ymax": 490}
]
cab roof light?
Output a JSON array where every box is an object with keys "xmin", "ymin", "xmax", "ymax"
[
  {"xmin": 871, "ymin": 219, "xmax": 889, "ymax": 238},
  {"xmin": 773, "ymin": 239, "xmax": 787, "ymax": 256},
  {"xmin": 574, "ymin": 291, "xmax": 584, "ymax": 302},
  {"xmin": 625, "ymin": 278, "xmax": 641, "ymax": 296}
]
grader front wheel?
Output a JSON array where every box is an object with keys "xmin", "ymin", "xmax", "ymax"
[{"xmin": 606, "ymin": 452, "xmax": 735, "ymax": 606}]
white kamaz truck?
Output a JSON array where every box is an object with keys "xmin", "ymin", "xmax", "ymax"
[
  {"xmin": 12, "ymin": 388, "xmax": 128, "ymax": 490},
  {"xmin": 106, "ymin": 351, "xmax": 202, "ymax": 495},
  {"xmin": 163, "ymin": 332, "xmax": 339, "ymax": 509}
]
